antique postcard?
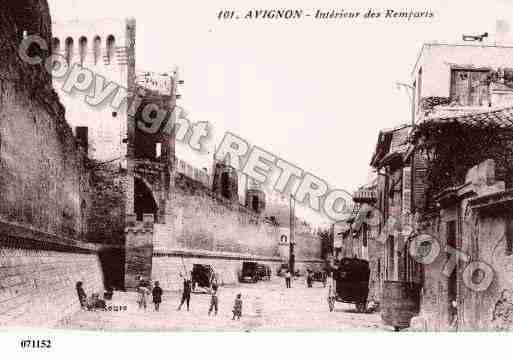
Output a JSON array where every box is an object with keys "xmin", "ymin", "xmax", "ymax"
[{"xmin": 1, "ymin": 0, "xmax": 513, "ymax": 356}]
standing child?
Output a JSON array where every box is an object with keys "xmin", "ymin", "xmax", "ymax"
[
  {"xmin": 152, "ymin": 281, "xmax": 163, "ymax": 311},
  {"xmin": 232, "ymin": 293, "xmax": 242, "ymax": 320},
  {"xmin": 208, "ymin": 283, "xmax": 219, "ymax": 316},
  {"xmin": 137, "ymin": 279, "xmax": 149, "ymax": 310},
  {"xmin": 285, "ymin": 270, "xmax": 291, "ymax": 288}
]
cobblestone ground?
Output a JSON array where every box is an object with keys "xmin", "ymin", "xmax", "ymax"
[{"xmin": 56, "ymin": 277, "xmax": 389, "ymax": 331}]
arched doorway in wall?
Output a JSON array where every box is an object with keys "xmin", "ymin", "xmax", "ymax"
[{"xmin": 134, "ymin": 176, "xmax": 158, "ymax": 222}]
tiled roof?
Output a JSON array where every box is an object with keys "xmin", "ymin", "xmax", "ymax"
[
  {"xmin": 352, "ymin": 188, "xmax": 377, "ymax": 204},
  {"xmin": 420, "ymin": 106, "xmax": 513, "ymax": 129},
  {"xmin": 370, "ymin": 125, "xmax": 412, "ymax": 167}
]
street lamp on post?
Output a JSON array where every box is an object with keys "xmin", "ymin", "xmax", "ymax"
[
  {"xmin": 289, "ymin": 194, "xmax": 296, "ymax": 275},
  {"xmin": 396, "ymin": 82, "xmax": 416, "ymax": 127}
]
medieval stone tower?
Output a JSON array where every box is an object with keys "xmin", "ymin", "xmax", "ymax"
[
  {"xmin": 212, "ymin": 161, "xmax": 239, "ymax": 203},
  {"xmin": 51, "ymin": 18, "xmax": 136, "ymax": 163},
  {"xmin": 244, "ymin": 179, "xmax": 266, "ymax": 214}
]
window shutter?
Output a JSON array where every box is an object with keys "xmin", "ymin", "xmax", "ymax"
[
  {"xmin": 413, "ymin": 149, "xmax": 428, "ymax": 213},
  {"xmin": 402, "ymin": 166, "xmax": 412, "ymax": 215}
]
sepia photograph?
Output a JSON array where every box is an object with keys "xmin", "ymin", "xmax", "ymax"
[{"xmin": 2, "ymin": 0, "xmax": 513, "ymax": 356}]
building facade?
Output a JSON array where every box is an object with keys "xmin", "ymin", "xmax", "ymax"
[{"xmin": 407, "ymin": 29, "xmax": 513, "ymax": 330}]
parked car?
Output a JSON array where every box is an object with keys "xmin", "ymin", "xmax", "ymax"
[
  {"xmin": 191, "ymin": 264, "xmax": 216, "ymax": 291},
  {"xmin": 240, "ymin": 261, "xmax": 259, "ymax": 283},
  {"xmin": 312, "ymin": 270, "xmax": 327, "ymax": 283},
  {"xmin": 256, "ymin": 264, "xmax": 271, "ymax": 281}
]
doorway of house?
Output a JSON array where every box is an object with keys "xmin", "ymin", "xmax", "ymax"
[
  {"xmin": 98, "ymin": 246, "xmax": 126, "ymax": 290},
  {"xmin": 447, "ymin": 220, "xmax": 457, "ymax": 327}
]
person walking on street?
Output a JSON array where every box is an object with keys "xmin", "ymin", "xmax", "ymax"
[
  {"xmin": 306, "ymin": 270, "xmax": 313, "ymax": 288},
  {"xmin": 208, "ymin": 283, "xmax": 219, "ymax": 316},
  {"xmin": 232, "ymin": 293, "xmax": 242, "ymax": 320},
  {"xmin": 178, "ymin": 273, "xmax": 192, "ymax": 311},
  {"xmin": 76, "ymin": 281, "xmax": 87, "ymax": 309},
  {"xmin": 285, "ymin": 270, "xmax": 291, "ymax": 288},
  {"xmin": 152, "ymin": 281, "xmax": 163, "ymax": 311},
  {"xmin": 137, "ymin": 278, "xmax": 149, "ymax": 310},
  {"xmin": 327, "ymin": 272, "xmax": 336, "ymax": 312}
]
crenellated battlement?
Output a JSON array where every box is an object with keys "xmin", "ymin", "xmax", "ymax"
[
  {"xmin": 175, "ymin": 158, "xmax": 211, "ymax": 188},
  {"xmin": 51, "ymin": 18, "xmax": 133, "ymax": 67}
]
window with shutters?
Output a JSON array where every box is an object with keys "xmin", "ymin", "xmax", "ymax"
[
  {"xmin": 450, "ymin": 69, "xmax": 490, "ymax": 107},
  {"xmin": 402, "ymin": 166, "xmax": 412, "ymax": 215},
  {"xmin": 506, "ymin": 216, "xmax": 513, "ymax": 256},
  {"xmin": 413, "ymin": 149, "xmax": 429, "ymax": 213}
]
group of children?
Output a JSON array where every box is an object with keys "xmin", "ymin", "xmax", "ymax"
[{"xmin": 136, "ymin": 276, "xmax": 243, "ymax": 320}]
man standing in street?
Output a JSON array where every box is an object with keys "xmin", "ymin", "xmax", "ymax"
[
  {"xmin": 208, "ymin": 283, "xmax": 219, "ymax": 316},
  {"xmin": 152, "ymin": 281, "xmax": 163, "ymax": 311},
  {"xmin": 285, "ymin": 270, "xmax": 291, "ymax": 288},
  {"xmin": 178, "ymin": 273, "xmax": 192, "ymax": 311}
]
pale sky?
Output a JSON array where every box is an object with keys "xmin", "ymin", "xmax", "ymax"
[{"xmin": 48, "ymin": 0, "xmax": 513, "ymax": 224}]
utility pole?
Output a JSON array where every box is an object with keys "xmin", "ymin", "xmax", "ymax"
[{"xmin": 289, "ymin": 194, "xmax": 295, "ymax": 274}]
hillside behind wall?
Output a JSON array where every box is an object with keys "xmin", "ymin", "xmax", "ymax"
[
  {"xmin": 0, "ymin": 1, "xmax": 104, "ymax": 327},
  {"xmin": 151, "ymin": 174, "xmax": 323, "ymax": 290}
]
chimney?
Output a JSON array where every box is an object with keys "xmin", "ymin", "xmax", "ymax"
[{"xmin": 495, "ymin": 19, "xmax": 511, "ymax": 45}]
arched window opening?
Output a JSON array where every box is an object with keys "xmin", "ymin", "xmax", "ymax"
[
  {"xmin": 79, "ymin": 36, "xmax": 87, "ymax": 65},
  {"xmin": 106, "ymin": 35, "xmax": 115, "ymax": 64},
  {"xmin": 64, "ymin": 37, "xmax": 74, "ymax": 65},
  {"xmin": 134, "ymin": 178, "xmax": 158, "ymax": 222},
  {"xmin": 51, "ymin": 37, "xmax": 60, "ymax": 54},
  {"xmin": 221, "ymin": 172, "xmax": 230, "ymax": 199},
  {"xmin": 93, "ymin": 36, "xmax": 101, "ymax": 65},
  {"xmin": 252, "ymin": 196, "xmax": 259, "ymax": 212},
  {"xmin": 80, "ymin": 199, "xmax": 87, "ymax": 236}
]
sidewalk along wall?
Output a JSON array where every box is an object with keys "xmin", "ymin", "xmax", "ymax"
[
  {"xmin": 0, "ymin": 1, "xmax": 104, "ymax": 327},
  {"xmin": 0, "ymin": 244, "xmax": 103, "ymax": 328}
]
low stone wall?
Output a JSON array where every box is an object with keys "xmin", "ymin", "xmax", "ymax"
[
  {"xmin": 152, "ymin": 251, "xmax": 323, "ymax": 291},
  {"xmin": 0, "ymin": 247, "xmax": 104, "ymax": 328}
]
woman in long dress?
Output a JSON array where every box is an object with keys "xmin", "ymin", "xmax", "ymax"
[{"xmin": 137, "ymin": 278, "xmax": 150, "ymax": 310}]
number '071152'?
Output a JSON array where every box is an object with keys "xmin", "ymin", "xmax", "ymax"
[{"xmin": 20, "ymin": 339, "xmax": 52, "ymax": 349}]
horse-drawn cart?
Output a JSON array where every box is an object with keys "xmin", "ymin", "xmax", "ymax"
[{"xmin": 328, "ymin": 258, "xmax": 370, "ymax": 313}]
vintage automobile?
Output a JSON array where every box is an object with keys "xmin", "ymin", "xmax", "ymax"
[
  {"xmin": 256, "ymin": 264, "xmax": 271, "ymax": 281},
  {"xmin": 328, "ymin": 257, "xmax": 370, "ymax": 313},
  {"xmin": 191, "ymin": 264, "xmax": 217, "ymax": 291},
  {"xmin": 239, "ymin": 261, "xmax": 260, "ymax": 283},
  {"xmin": 312, "ymin": 270, "xmax": 327, "ymax": 283}
]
